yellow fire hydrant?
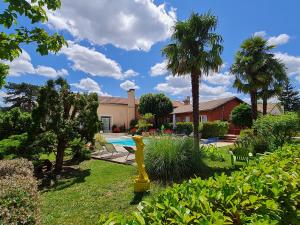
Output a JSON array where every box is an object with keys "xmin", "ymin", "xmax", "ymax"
[{"xmin": 132, "ymin": 136, "xmax": 150, "ymax": 192}]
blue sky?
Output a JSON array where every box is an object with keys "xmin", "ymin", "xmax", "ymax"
[{"xmin": 1, "ymin": 0, "xmax": 300, "ymax": 104}]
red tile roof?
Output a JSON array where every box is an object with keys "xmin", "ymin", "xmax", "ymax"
[
  {"xmin": 172, "ymin": 96, "xmax": 244, "ymax": 114},
  {"xmin": 99, "ymin": 96, "xmax": 184, "ymax": 108}
]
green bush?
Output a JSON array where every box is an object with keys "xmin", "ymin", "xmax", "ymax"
[
  {"xmin": 175, "ymin": 122, "xmax": 193, "ymax": 135},
  {"xmin": 144, "ymin": 136, "xmax": 202, "ymax": 182},
  {"xmin": 253, "ymin": 112, "xmax": 300, "ymax": 150},
  {"xmin": 100, "ymin": 144, "xmax": 300, "ymax": 224},
  {"xmin": 70, "ymin": 138, "xmax": 91, "ymax": 161},
  {"xmin": 230, "ymin": 103, "xmax": 253, "ymax": 128},
  {"xmin": 201, "ymin": 145, "xmax": 225, "ymax": 162},
  {"xmin": 0, "ymin": 133, "xmax": 28, "ymax": 156},
  {"xmin": 0, "ymin": 108, "xmax": 32, "ymax": 140},
  {"xmin": 202, "ymin": 120, "xmax": 229, "ymax": 138},
  {"xmin": 0, "ymin": 158, "xmax": 39, "ymax": 225}
]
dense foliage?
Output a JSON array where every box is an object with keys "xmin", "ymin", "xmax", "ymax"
[
  {"xmin": 31, "ymin": 78, "xmax": 100, "ymax": 172},
  {"xmin": 202, "ymin": 120, "xmax": 229, "ymax": 138},
  {"xmin": 100, "ymin": 144, "xmax": 300, "ymax": 224},
  {"xmin": 137, "ymin": 113, "xmax": 154, "ymax": 133},
  {"xmin": 230, "ymin": 103, "xmax": 253, "ymax": 128},
  {"xmin": 144, "ymin": 136, "xmax": 202, "ymax": 182},
  {"xmin": 0, "ymin": 133, "xmax": 28, "ymax": 158},
  {"xmin": 162, "ymin": 12, "xmax": 223, "ymax": 151},
  {"xmin": 278, "ymin": 80, "xmax": 300, "ymax": 112},
  {"xmin": 0, "ymin": 158, "xmax": 39, "ymax": 225},
  {"xmin": 0, "ymin": 107, "xmax": 31, "ymax": 140},
  {"xmin": 0, "ymin": 0, "xmax": 66, "ymax": 86},
  {"xmin": 174, "ymin": 122, "xmax": 193, "ymax": 135},
  {"xmin": 138, "ymin": 93, "xmax": 173, "ymax": 127},
  {"xmin": 4, "ymin": 82, "xmax": 40, "ymax": 112},
  {"xmin": 253, "ymin": 112, "xmax": 299, "ymax": 150}
]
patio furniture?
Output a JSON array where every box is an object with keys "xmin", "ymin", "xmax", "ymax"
[
  {"xmin": 104, "ymin": 143, "xmax": 118, "ymax": 157},
  {"xmin": 229, "ymin": 150, "xmax": 253, "ymax": 166},
  {"xmin": 202, "ymin": 137, "xmax": 219, "ymax": 144},
  {"xmin": 123, "ymin": 146, "xmax": 135, "ymax": 160}
]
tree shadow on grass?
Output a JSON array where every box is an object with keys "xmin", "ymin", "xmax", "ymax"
[{"xmin": 38, "ymin": 160, "xmax": 91, "ymax": 192}]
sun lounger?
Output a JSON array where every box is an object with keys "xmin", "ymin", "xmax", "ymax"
[
  {"xmin": 123, "ymin": 146, "xmax": 135, "ymax": 160},
  {"xmin": 104, "ymin": 143, "xmax": 118, "ymax": 157}
]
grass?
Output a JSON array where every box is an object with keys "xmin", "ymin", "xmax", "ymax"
[{"xmin": 40, "ymin": 160, "xmax": 166, "ymax": 225}]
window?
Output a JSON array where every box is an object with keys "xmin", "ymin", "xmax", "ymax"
[
  {"xmin": 200, "ymin": 115, "xmax": 208, "ymax": 122},
  {"xmin": 185, "ymin": 116, "xmax": 190, "ymax": 122}
]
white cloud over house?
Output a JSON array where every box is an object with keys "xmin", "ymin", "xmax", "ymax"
[
  {"xmin": 150, "ymin": 60, "xmax": 168, "ymax": 76},
  {"xmin": 120, "ymin": 80, "xmax": 140, "ymax": 91},
  {"xmin": 47, "ymin": 0, "xmax": 176, "ymax": 51},
  {"xmin": 60, "ymin": 42, "xmax": 138, "ymax": 80},
  {"xmin": 154, "ymin": 75, "xmax": 236, "ymax": 101},
  {"xmin": 4, "ymin": 50, "xmax": 68, "ymax": 78},
  {"xmin": 71, "ymin": 77, "xmax": 111, "ymax": 96}
]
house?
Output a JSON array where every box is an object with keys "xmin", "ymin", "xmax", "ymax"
[
  {"xmin": 257, "ymin": 103, "xmax": 284, "ymax": 115},
  {"xmin": 171, "ymin": 96, "xmax": 244, "ymax": 125},
  {"xmin": 97, "ymin": 89, "xmax": 184, "ymax": 132}
]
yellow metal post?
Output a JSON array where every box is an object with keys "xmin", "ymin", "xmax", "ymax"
[{"xmin": 132, "ymin": 136, "xmax": 150, "ymax": 192}]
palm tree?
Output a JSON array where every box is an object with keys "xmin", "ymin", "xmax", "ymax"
[
  {"xmin": 162, "ymin": 12, "xmax": 223, "ymax": 150},
  {"xmin": 230, "ymin": 36, "xmax": 274, "ymax": 120},
  {"xmin": 258, "ymin": 57, "xmax": 287, "ymax": 115}
]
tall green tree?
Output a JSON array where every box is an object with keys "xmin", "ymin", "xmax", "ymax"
[
  {"xmin": 31, "ymin": 78, "xmax": 100, "ymax": 172},
  {"xmin": 278, "ymin": 80, "xmax": 300, "ymax": 112},
  {"xmin": 4, "ymin": 82, "xmax": 40, "ymax": 112},
  {"xmin": 0, "ymin": 0, "xmax": 66, "ymax": 86},
  {"xmin": 162, "ymin": 12, "xmax": 223, "ymax": 150},
  {"xmin": 258, "ymin": 57, "xmax": 287, "ymax": 115},
  {"xmin": 138, "ymin": 93, "xmax": 173, "ymax": 127},
  {"xmin": 0, "ymin": 64, "xmax": 9, "ymax": 88},
  {"xmin": 230, "ymin": 36, "xmax": 274, "ymax": 120}
]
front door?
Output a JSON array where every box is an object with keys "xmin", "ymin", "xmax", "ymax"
[{"xmin": 101, "ymin": 116, "xmax": 111, "ymax": 132}]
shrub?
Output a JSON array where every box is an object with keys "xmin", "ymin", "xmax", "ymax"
[
  {"xmin": 70, "ymin": 138, "xmax": 91, "ymax": 161},
  {"xmin": 100, "ymin": 144, "xmax": 300, "ymax": 224},
  {"xmin": 94, "ymin": 133, "xmax": 107, "ymax": 146},
  {"xmin": 137, "ymin": 113, "xmax": 154, "ymax": 132},
  {"xmin": 253, "ymin": 112, "xmax": 299, "ymax": 150},
  {"xmin": 175, "ymin": 122, "xmax": 193, "ymax": 135},
  {"xmin": 0, "ymin": 133, "xmax": 28, "ymax": 156},
  {"xmin": 201, "ymin": 145, "xmax": 225, "ymax": 162},
  {"xmin": 144, "ymin": 136, "xmax": 202, "ymax": 182},
  {"xmin": 230, "ymin": 103, "xmax": 253, "ymax": 128},
  {"xmin": 202, "ymin": 120, "xmax": 229, "ymax": 138},
  {"xmin": 129, "ymin": 119, "xmax": 138, "ymax": 129},
  {"xmin": 0, "ymin": 108, "xmax": 32, "ymax": 140},
  {"xmin": 0, "ymin": 158, "xmax": 39, "ymax": 225}
]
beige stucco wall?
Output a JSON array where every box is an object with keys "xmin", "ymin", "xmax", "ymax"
[{"xmin": 97, "ymin": 104, "xmax": 129, "ymax": 131}]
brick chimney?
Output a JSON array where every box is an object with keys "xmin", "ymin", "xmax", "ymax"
[
  {"xmin": 127, "ymin": 89, "xmax": 136, "ymax": 129},
  {"xmin": 183, "ymin": 96, "xmax": 191, "ymax": 105}
]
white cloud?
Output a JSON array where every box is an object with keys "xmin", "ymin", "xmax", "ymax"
[
  {"xmin": 203, "ymin": 72, "xmax": 234, "ymax": 86},
  {"xmin": 120, "ymin": 80, "xmax": 140, "ymax": 91},
  {"xmin": 268, "ymin": 34, "xmax": 290, "ymax": 46},
  {"xmin": 47, "ymin": 0, "xmax": 176, "ymax": 51},
  {"xmin": 4, "ymin": 50, "xmax": 68, "ymax": 78},
  {"xmin": 0, "ymin": 91, "xmax": 8, "ymax": 107},
  {"xmin": 60, "ymin": 42, "xmax": 138, "ymax": 80},
  {"xmin": 254, "ymin": 31, "xmax": 267, "ymax": 37},
  {"xmin": 274, "ymin": 52, "xmax": 300, "ymax": 78},
  {"xmin": 154, "ymin": 75, "xmax": 235, "ymax": 100},
  {"xmin": 71, "ymin": 77, "xmax": 110, "ymax": 96},
  {"xmin": 150, "ymin": 60, "xmax": 168, "ymax": 76}
]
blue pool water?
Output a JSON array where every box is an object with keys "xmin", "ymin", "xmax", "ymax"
[{"xmin": 107, "ymin": 138, "xmax": 136, "ymax": 147}]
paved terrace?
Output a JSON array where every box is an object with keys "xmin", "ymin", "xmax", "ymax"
[{"xmin": 92, "ymin": 133, "xmax": 235, "ymax": 165}]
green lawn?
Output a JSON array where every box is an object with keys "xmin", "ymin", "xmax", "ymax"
[{"xmin": 40, "ymin": 160, "xmax": 166, "ymax": 225}]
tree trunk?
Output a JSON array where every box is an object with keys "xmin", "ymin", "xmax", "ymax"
[
  {"xmin": 191, "ymin": 72, "xmax": 200, "ymax": 152},
  {"xmin": 262, "ymin": 96, "xmax": 267, "ymax": 115},
  {"xmin": 250, "ymin": 91, "xmax": 258, "ymax": 120},
  {"xmin": 55, "ymin": 139, "xmax": 66, "ymax": 173}
]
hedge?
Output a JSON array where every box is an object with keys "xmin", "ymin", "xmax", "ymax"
[
  {"xmin": 0, "ymin": 158, "xmax": 40, "ymax": 225},
  {"xmin": 99, "ymin": 144, "xmax": 300, "ymax": 224},
  {"xmin": 174, "ymin": 122, "xmax": 193, "ymax": 135},
  {"xmin": 202, "ymin": 120, "xmax": 229, "ymax": 138}
]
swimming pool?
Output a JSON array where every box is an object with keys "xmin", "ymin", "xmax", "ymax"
[{"xmin": 107, "ymin": 137, "xmax": 136, "ymax": 147}]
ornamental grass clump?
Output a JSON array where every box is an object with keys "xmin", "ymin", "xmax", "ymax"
[
  {"xmin": 0, "ymin": 158, "xmax": 40, "ymax": 225},
  {"xmin": 144, "ymin": 136, "xmax": 202, "ymax": 182}
]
